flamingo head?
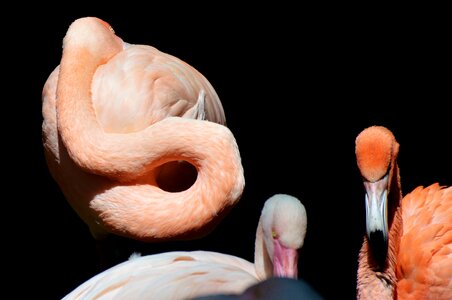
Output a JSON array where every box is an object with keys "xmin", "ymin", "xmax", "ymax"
[
  {"xmin": 63, "ymin": 17, "xmax": 125, "ymax": 57},
  {"xmin": 355, "ymin": 125, "xmax": 399, "ymax": 268},
  {"xmin": 261, "ymin": 194, "xmax": 307, "ymax": 279}
]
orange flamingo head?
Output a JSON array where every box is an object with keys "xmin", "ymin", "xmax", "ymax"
[
  {"xmin": 355, "ymin": 125, "xmax": 399, "ymax": 182},
  {"xmin": 355, "ymin": 126, "xmax": 400, "ymax": 268}
]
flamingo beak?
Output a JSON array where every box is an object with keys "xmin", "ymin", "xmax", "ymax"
[
  {"xmin": 273, "ymin": 240, "xmax": 299, "ymax": 279},
  {"xmin": 363, "ymin": 173, "xmax": 389, "ymax": 267}
]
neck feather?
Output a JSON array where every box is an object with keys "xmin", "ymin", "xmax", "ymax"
[{"xmin": 254, "ymin": 219, "xmax": 273, "ymax": 280}]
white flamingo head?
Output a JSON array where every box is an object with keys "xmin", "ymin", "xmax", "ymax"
[{"xmin": 260, "ymin": 194, "xmax": 307, "ymax": 278}]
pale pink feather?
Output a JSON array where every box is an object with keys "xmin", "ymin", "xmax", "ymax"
[{"xmin": 42, "ymin": 17, "xmax": 244, "ymax": 241}]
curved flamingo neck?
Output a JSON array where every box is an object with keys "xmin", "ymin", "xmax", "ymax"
[
  {"xmin": 56, "ymin": 19, "xmax": 238, "ymax": 179},
  {"xmin": 49, "ymin": 17, "xmax": 245, "ymax": 241},
  {"xmin": 254, "ymin": 219, "xmax": 273, "ymax": 280}
]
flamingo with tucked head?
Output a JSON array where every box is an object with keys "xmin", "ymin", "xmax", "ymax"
[
  {"xmin": 42, "ymin": 17, "xmax": 244, "ymax": 243},
  {"xmin": 355, "ymin": 125, "xmax": 452, "ymax": 299},
  {"xmin": 61, "ymin": 194, "xmax": 308, "ymax": 300}
]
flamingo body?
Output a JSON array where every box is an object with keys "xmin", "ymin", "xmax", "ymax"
[
  {"xmin": 62, "ymin": 194, "xmax": 308, "ymax": 300},
  {"xmin": 42, "ymin": 17, "xmax": 244, "ymax": 241},
  {"xmin": 355, "ymin": 125, "xmax": 452, "ymax": 299},
  {"xmin": 396, "ymin": 183, "xmax": 452, "ymax": 299},
  {"xmin": 63, "ymin": 251, "xmax": 257, "ymax": 299}
]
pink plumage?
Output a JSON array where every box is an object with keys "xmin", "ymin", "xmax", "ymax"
[{"xmin": 42, "ymin": 17, "xmax": 245, "ymax": 242}]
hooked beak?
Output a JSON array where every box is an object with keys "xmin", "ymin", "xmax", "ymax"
[
  {"xmin": 273, "ymin": 239, "xmax": 299, "ymax": 279},
  {"xmin": 363, "ymin": 173, "xmax": 389, "ymax": 267}
]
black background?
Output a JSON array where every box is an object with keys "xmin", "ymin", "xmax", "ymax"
[{"xmin": 11, "ymin": 6, "xmax": 451, "ymax": 299}]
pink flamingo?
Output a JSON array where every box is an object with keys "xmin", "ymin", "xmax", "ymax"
[
  {"xmin": 61, "ymin": 194, "xmax": 307, "ymax": 300},
  {"xmin": 355, "ymin": 125, "xmax": 452, "ymax": 299},
  {"xmin": 42, "ymin": 17, "xmax": 244, "ymax": 243}
]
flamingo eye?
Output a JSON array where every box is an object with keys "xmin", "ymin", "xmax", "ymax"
[
  {"xmin": 98, "ymin": 19, "xmax": 115, "ymax": 33},
  {"xmin": 272, "ymin": 230, "xmax": 278, "ymax": 239}
]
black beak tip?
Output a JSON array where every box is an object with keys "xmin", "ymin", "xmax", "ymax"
[{"xmin": 368, "ymin": 230, "xmax": 388, "ymax": 270}]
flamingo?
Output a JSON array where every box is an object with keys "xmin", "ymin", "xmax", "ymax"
[
  {"xmin": 355, "ymin": 125, "xmax": 452, "ymax": 299},
  {"xmin": 61, "ymin": 194, "xmax": 307, "ymax": 299},
  {"xmin": 41, "ymin": 17, "xmax": 244, "ymax": 244}
]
